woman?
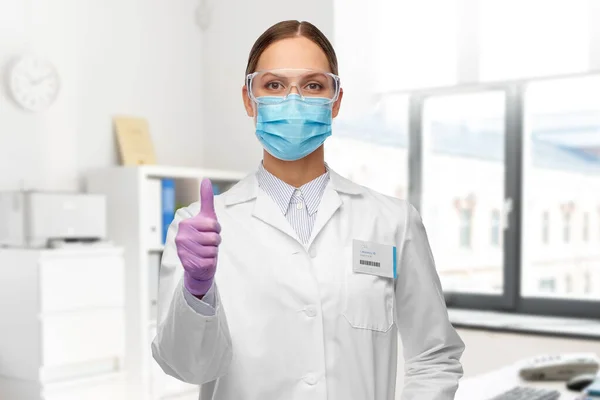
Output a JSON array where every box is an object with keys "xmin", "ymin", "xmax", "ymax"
[{"xmin": 153, "ymin": 20, "xmax": 464, "ymax": 400}]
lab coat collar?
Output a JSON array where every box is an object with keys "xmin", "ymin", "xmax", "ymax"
[{"xmin": 223, "ymin": 166, "xmax": 364, "ymax": 207}]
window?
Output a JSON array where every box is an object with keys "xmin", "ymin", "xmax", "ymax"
[
  {"xmin": 583, "ymin": 212, "xmax": 590, "ymax": 242},
  {"xmin": 522, "ymin": 76, "xmax": 600, "ymax": 302},
  {"xmin": 409, "ymin": 74, "xmax": 600, "ymax": 316},
  {"xmin": 459, "ymin": 208, "xmax": 473, "ymax": 248},
  {"xmin": 421, "ymin": 91, "xmax": 505, "ymax": 294},
  {"xmin": 369, "ymin": 0, "xmax": 459, "ymax": 91},
  {"xmin": 538, "ymin": 278, "xmax": 556, "ymax": 293},
  {"xmin": 491, "ymin": 210, "xmax": 501, "ymax": 246},
  {"xmin": 585, "ymin": 271, "xmax": 592, "ymax": 295},
  {"xmin": 541, "ymin": 211, "xmax": 550, "ymax": 244},
  {"xmin": 325, "ymin": 94, "xmax": 409, "ymax": 199},
  {"xmin": 335, "ymin": 1, "xmax": 600, "ymax": 317},
  {"xmin": 565, "ymin": 275, "xmax": 573, "ymax": 294},
  {"xmin": 479, "ymin": 0, "xmax": 590, "ymax": 81}
]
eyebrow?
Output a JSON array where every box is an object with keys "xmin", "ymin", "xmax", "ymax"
[
  {"xmin": 259, "ymin": 72, "xmax": 326, "ymax": 80},
  {"xmin": 260, "ymin": 72, "xmax": 285, "ymax": 79}
]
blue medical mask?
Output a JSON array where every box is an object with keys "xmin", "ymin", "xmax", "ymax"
[{"xmin": 255, "ymin": 94, "xmax": 333, "ymax": 161}]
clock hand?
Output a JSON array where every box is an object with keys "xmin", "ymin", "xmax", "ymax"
[{"xmin": 32, "ymin": 74, "xmax": 53, "ymax": 85}]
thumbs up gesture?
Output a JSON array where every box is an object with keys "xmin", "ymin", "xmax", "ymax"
[{"xmin": 175, "ymin": 178, "xmax": 221, "ymax": 297}]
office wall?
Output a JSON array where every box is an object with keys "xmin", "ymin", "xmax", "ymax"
[
  {"xmin": 200, "ymin": 0, "xmax": 335, "ymax": 172},
  {"xmin": 0, "ymin": 0, "xmax": 204, "ymax": 191}
]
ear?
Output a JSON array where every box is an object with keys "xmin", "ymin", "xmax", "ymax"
[
  {"xmin": 332, "ymin": 87, "xmax": 343, "ymax": 119},
  {"xmin": 242, "ymin": 85, "xmax": 254, "ymax": 117}
]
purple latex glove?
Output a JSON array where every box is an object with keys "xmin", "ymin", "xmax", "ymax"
[{"xmin": 175, "ymin": 178, "xmax": 222, "ymax": 297}]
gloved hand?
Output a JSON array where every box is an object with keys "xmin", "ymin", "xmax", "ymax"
[{"xmin": 175, "ymin": 178, "xmax": 221, "ymax": 297}]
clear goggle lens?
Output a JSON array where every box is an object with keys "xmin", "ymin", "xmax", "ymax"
[{"xmin": 247, "ymin": 68, "xmax": 340, "ymax": 105}]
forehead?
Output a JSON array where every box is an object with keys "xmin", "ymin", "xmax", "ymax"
[{"xmin": 255, "ymin": 36, "xmax": 331, "ymax": 72}]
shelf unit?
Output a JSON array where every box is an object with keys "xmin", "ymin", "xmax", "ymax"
[{"xmin": 85, "ymin": 165, "xmax": 246, "ymax": 400}]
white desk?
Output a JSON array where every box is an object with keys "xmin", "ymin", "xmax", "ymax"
[{"xmin": 456, "ymin": 364, "xmax": 583, "ymax": 399}]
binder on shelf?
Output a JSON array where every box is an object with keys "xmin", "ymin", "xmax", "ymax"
[{"xmin": 161, "ymin": 179, "xmax": 176, "ymax": 244}]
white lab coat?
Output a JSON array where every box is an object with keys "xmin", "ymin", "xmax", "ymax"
[{"xmin": 152, "ymin": 169, "xmax": 464, "ymax": 400}]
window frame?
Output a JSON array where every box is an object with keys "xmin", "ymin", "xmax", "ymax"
[{"xmin": 407, "ymin": 72, "xmax": 600, "ymax": 319}]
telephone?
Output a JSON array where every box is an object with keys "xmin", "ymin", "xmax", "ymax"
[{"xmin": 519, "ymin": 353, "xmax": 600, "ymax": 381}]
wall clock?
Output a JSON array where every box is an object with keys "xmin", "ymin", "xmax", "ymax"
[{"xmin": 7, "ymin": 55, "xmax": 60, "ymax": 112}]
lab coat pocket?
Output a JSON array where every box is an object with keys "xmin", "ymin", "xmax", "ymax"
[{"xmin": 342, "ymin": 247, "xmax": 395, "ymax": 332}]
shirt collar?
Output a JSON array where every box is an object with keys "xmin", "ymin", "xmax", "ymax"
[
  {"xmin": 256, "ymin": 162, "xmax": 330, "ymax": 216},
  {"xmin": 224, "ymin": 164, "xmax": 363, "ymax": 207}
]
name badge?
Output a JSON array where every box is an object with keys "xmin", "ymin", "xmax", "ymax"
[{"xmin": 352, "ymin": 239, "xmax": 397, "ymax": 279}]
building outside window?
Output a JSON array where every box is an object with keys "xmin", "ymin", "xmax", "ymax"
[
  {"xmin": 597, "ymin": 207, "xmax": 600, "ymax": 242},
  {"xmin": 584, "ymin": 271, "xmax": 592, "ymax": 294},
  {"xmin": 583, "ymin": 212, "xmax": 590, "ymax": 242},
  {"xmin": 542, "ymin": 211, "xmax": 550, "ymax": 244},
  {"xmin": 539, "ymin": 278, "xmax": 556, "ymax": 293},
  {"xmin": 459, "ymin": 208, "xmax": 473, "ymax": 249},
  {"xmin": 565, "ymin": 275, "xmax": 573, "ymax": 294},
  {"xmin": 561, "ymin": 204, "xmax": 574, "ymax": 244}
]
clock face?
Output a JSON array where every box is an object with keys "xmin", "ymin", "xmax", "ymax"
[{"xmin": 8, "ymin": 56, "xmax": 60, "ymax": 112}]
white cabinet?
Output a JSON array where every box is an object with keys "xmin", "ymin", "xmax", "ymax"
[
  {"xmin": 86, "ymin": 165, "xmax": 244, "ymax": 400},
  {"xmin": 40, "ymin": 253, "xmax": 124, "ymax": 312},
  {"xmin": 0, "ymin": 248, "xmax": 126, "ymax": 399},
  {"xmin": 0, "ymin": 373, "xmax": 139, "ymax": 400}
]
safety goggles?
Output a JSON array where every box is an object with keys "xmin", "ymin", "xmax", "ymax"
[{"xmin": 246, "ymin": 68, "xmax": 341, "ymax": 105}]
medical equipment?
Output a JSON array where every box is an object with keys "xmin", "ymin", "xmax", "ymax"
[
  {"xmin": 255, "ymin": 94, "xmax": 332, "ymax": 161},
  {"xmin": 178, "ymin": 178, "xmax": 220, "ymax": 296},
  {"xmin": 246, "ymin": 68, "xmax": 341, "ymax": 105},
  {"xmin": 0, "ymin": 191, "xmax": 107, "ymax": 248}
]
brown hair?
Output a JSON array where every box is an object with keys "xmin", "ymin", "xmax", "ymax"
[{"xmin": 245, "ymin": 20, "xmax": 339, "ymax": 77}]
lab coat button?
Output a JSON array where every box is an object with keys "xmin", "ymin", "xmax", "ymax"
[
  {"xmin": 303, "ymin": 374, "xmax": 317, "ymax": 385},
  {"xmin": 304, "ymin": 306, "xmax": 317, "ymax": 317},
  {"xmin": 309, "ymin": 248, "xmax": 317, "ymax": 258}
]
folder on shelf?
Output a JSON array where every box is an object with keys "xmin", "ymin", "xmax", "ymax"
[
  {"xmin": 161, "ymin": 179, "xmax": 176, "ymax": 244},
  {"xmin": 113, "ymin": 116, "xmax": 157, "ymax": 166}
]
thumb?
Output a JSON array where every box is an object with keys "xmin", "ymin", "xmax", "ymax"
[{"xmin": 199, "ymin": 178, "xmax": 216, "ymax": 218}]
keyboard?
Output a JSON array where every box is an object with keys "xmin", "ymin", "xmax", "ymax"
[{"xmin": 488, "ymin": 386, "xmax": 561, "ymax": 400}]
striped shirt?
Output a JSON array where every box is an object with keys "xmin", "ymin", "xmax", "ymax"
[{"xmin": 256, "ymin": 162, "xmax": 330, "ymax": 244}]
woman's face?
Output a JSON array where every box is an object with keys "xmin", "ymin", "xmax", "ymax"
[{"xmin": 243, "ymin": 36, "xmax": 343, "ymax": 118}]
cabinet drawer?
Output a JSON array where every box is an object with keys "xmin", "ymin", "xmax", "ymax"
[
  {"xmin": 40, "ymin": 253, "xmax": 124, "ymax": 312},
  {"xmin": 42, "ymin": 310, "xmax": 124, "ymax": 371}
]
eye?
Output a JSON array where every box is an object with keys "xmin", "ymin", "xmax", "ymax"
[
  {"xmin": 305, "ymin": 82, "xmax": 324, "ymax": 91},
  {"xmin": 266, "ymin": 81, "xmax": 284, "ymax": 90}
]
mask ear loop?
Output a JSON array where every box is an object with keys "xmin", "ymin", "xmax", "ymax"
[{"xmin": 252, "ymin": 99, "xmax": 258, "ymax": 119}]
